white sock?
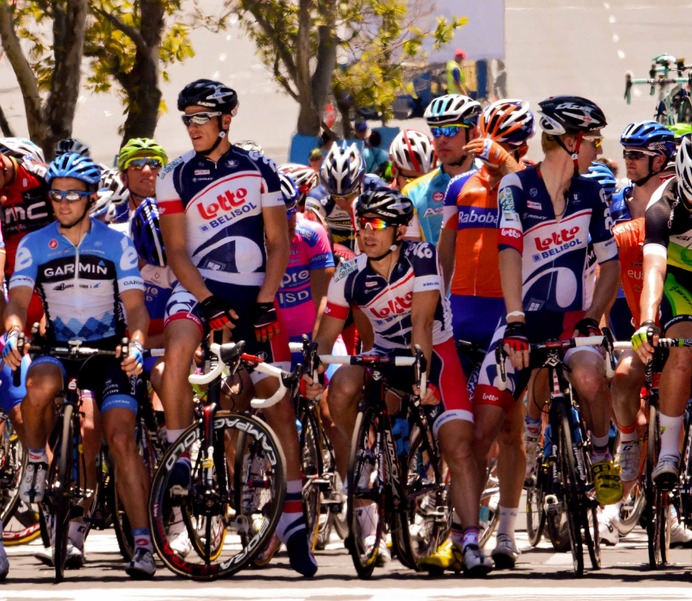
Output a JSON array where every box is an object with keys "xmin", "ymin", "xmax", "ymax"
[
  {"xmin": 497, "ymin": 506, "xmax": 518, "ymax": 538},
  {"xmin": 659, "ymin": 413, "xmax": 683, "ymax": 459}
]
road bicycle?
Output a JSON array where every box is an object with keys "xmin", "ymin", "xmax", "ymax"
[
  {"xmin": 148, "ymin": 338, "xmax": 290, "ymax": 580},
  {"xmin": 316, "ymin": 347, "xmax": 449, "ymax": 578},
  {"xmin": 624, "ymin": 53, "xmax": 692, "ymax": 125},
  {"xmin": 497, "ymin": 335, "xmax": 606, "ymax": 576}
]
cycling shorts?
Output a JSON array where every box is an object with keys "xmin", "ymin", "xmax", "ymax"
[
  {"xmin": 165, "ymin": 281, "xmax": 291, "ymax": 381},
  {"xmin": 31, "ymin": 354, "xmax": 138, "ymax": 414},
  {"xmin": 660, "ymin": 266, "xmax": 692, "ymax": 332}
]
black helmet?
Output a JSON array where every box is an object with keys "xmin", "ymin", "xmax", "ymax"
[
  {"xmin": 355, "ymin": 186, "xmax": 413, "ymax": 226},
  {"xmin": 537, "ymin": 96, "xmax": 607, "ymax": 135},
  {"xmin": 177, "ymin": 79, "xmax": 239, "ymax": 115}
]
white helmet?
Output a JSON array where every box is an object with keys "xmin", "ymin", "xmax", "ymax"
[
  {"xmin": 675, "ymin": 136, "xmax": 692, "ymax": 211},
  {"xmin": 389, "ymin": 129, "xmax": 437, "ymax": 175},
  {"xmin": 0, "ymin": 137, "xmax": 45, "ymax": 164},
  {"xmin": 424, "ymin": 94, "xmax": 482, "ymax": 126},
  {"xmin": 320, "ymin": 143, "xmax": 365, "ymax": 196}
]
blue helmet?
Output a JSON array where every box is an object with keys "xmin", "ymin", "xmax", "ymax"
[
  {"xmin": 583, "ymin": 162, "xmax": 617, "ymax": 199},
  {"xmin": 620, "ymin": 121, "xmax": 675, "ymax": 158},
  {"xmin": 130, "ymin": 197, "xmax": 166, "ymax": 267},
  {"xmin": 46, "ymin": 153, "xmax": 101, "ymax": 187},
  {"xmin": 279, "ymin": 172, "xmax": 299, "ymax": 212}
]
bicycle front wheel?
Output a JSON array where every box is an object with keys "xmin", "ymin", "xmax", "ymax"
[
  {"xmin": 150, "ymin": 411, "xmax": 286, "ymax": 580},
  {"xmin": 346, "ymin": 405, "xmax": 385, "ymax": 579},
  {"xmin": 556, "ymin": 407, "xmax": 584, "ymax": 576},
  {"xmin": 525, "ymin": 459, "xmax": 545, "ymax": 547},
  {"xmin": 49, "ymin": 404, "xmax": 75, "ymax": 583}
]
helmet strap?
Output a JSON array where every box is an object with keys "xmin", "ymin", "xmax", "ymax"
[
  {"xmin": 632, "ymin": 156, "xmax": 662, "ymax": 187},
  {"xmin": 197, "ymin": 116, "xmax": 229, "ymax": 157},
  {"xmin": 556, "ymin": 132, "xmax": 582, "ymax": 175},
  {"xmin": 368, "ymin": 240, "xmax": 402, "ymax": 262}
]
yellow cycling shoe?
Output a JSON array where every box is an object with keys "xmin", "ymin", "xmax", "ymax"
[
  {"xmin": 418, "ymin": 539, "xmax": 462, "ymax": 574},
  {"xmin": 592, "ymin": 459, "xmax": 623, "ymax": 505}
]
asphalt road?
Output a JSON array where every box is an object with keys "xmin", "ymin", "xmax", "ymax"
[{"xmin": 1, "ymin": 517, "xmax": 691, "ymax": 601}]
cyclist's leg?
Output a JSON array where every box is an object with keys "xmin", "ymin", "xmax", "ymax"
[
  {"xmin": 567, "ymin": 348, "xmax": 623, "ymax": 504},
  {"xmin": 99, "ymin": 367, "xmax": 155, "ymax": 579},
  {"xmin": 611, "ymin": 350, "xmax": 645, "ymax": 485},
  {"xmin": 20, "ymin": 359, "xmax": 63, "ymax": 503},
  {"xmin": 161, "ymin": 289, "xmax": 204, "ymax": 442}
]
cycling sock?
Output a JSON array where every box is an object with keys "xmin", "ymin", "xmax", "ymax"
[
  {"xmin": 618, "ymin": 420, "xmax": 638, "ymax": 443},
  {"xmin": 591, "ymin": 434, "xmax": 611, "ymax": 462},
  {"xmin": 355, "ymin": 502, "xmax": 378, "ymax": 538},
  {"xmin": 462, "ymin": 527, "xmax": 479, "ymax": 550},
  {"xmin": 132, "ymin": 528, "xmax": 154, "ymax": 553},
  {"xmin": 276, "ymin": 480, "xmax": 317, "ymax": 577},
  {"xmin": 659, "ymin": 413, "xmax": 683, "ymax": 459},
  {"xmin": 68, "ymin": 520, "xmax": 88, "ymax": 550},
  {"xmin": 496, "ymin": 506, "xmax": 518, "ymax": 538},
  {"xmin": 28, "ymin": 448, "xmax": 48, "ymax": 463},
  {"xmin": 166, "ymin": 428, "xmax": 186, "ymax": 445}
]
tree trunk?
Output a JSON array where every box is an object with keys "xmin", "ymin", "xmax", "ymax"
[{"xmin": 0, "ymin": 104, "xmax": 14, "ymax": 137}]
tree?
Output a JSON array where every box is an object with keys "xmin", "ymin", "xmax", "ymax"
[
  {"xmin": 231, "ymin": 0, "xmax": 466, "ymax": 137},
  {"xmin": 0, "ymin": 0, "xmax": 194, "ymax": 158},
  {"xmin": 0, "ymin": 0, "xmax": 89, "ymax": 154}
]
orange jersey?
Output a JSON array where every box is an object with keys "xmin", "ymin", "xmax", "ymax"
[
  {"xmin": 612, "ymin": 217, "xmax": 645, "ymax": 326},
  {"xmin": 443, "ymin": 168, "xmax": 502, "ymax": 298}
]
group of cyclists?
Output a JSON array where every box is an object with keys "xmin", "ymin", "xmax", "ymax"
[{"xmin": 0, "ymin": 72, "xmax": 690, "ymax": 583}]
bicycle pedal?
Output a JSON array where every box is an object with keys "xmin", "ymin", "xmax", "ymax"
[{"xmin": 544, "ymin": 494, "xmax": 561, "ymax": 516}]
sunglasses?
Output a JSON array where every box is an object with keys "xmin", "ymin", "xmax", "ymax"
[
  {"xmin": 430, "ymin": 125, "xmax": 469, "ymax": 139},
  {"xmin": 331, "ymin": 192, "xmax": 357, "ymax": 201},
  {"xmin": 125, "ymin": 157, "xmax": 163, "ymax": 171},
  {"xmin": 358, "ymin": 216, "xmax": 394, "ymax": 231},
  {"xmin": 582, "ymin": 135, "xmax": 603, "ymax": 149},
  {"xmin": 623, "ymin": 149, "xmax": 656, "ymax": 160},
  {"xmin": 181, "ymin": 111, "xmax": 222, "ymax": 127},
  {"xmin": 48, "ymin": 189, "xmax": 91, "ymax": 204}
]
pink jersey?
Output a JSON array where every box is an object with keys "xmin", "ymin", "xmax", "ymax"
[{"xmin": 277, "ymin": 214, "xmax": 334, "ymax": 338}]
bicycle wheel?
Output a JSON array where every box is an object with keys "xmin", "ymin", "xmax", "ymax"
[
  {"xmin": 579, "ymin": 450, "xmax": 601, "ymax": 570},
  {"xmin": 315, "ymin": 420, "xmax": 345, "ymax": 550},
  {"xmin": 556, "ymin": 406, "xmax": 584, "ymax": 576},
  {"xmin": 2, "ymin": 499, "xmax": 41, "ymax": 546},
  {"xmin": 618, "ymin": 480, "xmax": 647, "ymax": 536},
  {"xmin": 393, "ymin": 423, "xmax": 450, "ymax": 570},
  {"xmin": 150, "ymin": 411, "xmax": 286, "ymax": 580},
  {"xmin": 478, "ymin": 460, "xmax": 499, "ymax": 548},
  {"xmin": 298, "ymin": 402, "xmax": 322, "ymax": 551},
  {"xmin": 645, "ymin": 404, "xmax": 664, "ymax": 567},
  {"xmin": 0, "ymin": 422, "xmax": 25, "ymax": 525},
  {"xmin": 346, "ymin": 405, "xmax": 385, "ymax": 579},
  {"xmin": 49, "ymin": 404, "xmax": 75, "ymax": 583},
  {"xmin": 525, "ymin": 458, "xmax": 545, "ymax": 547}
]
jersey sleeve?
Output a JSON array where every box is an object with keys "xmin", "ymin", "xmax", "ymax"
[
  {"xmin": 406, "ymin": 242, "xmax": 443, "ymax": 293},
  {"xmin": 643, "ymin": 180, "xmax": 673, "ymax": 259},
  {"xmin": 9, "ymin": 234, "xmax": 38, "ymax": 290},
  {"xmin": 588, "ymin": 184, "xmax": 618, "ymax": 264},
  {"xmin": 254, "ymin": 153, "xmax": 284, "ymax": 210},
  {"xmin": 323, "ymin": 258, "xmax": 357, "ymax": 321},
  {"xmin": 156, "ymin": 156, "xmax": 185, "ymax": 216},
  {"xmin": 113, "ymin": 232, "xmax": 146, "ymax": 292},
  {"xmin": 301, "ymin": 221, "xmax": 335, "ymax": 270},
  {"xmin": 497, "ymin": 172, "xmax": 524, "ymax": 253}
]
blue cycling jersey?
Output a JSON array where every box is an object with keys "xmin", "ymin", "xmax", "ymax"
[{"xmin": 10, "ymin": 219, "xmax": 144, "ymax": 343}]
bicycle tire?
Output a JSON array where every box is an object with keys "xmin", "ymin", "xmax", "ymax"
[
  {"xmin": 298, "ymin": 402, "xmax": 322, "ymax": 551},
  {"xmin": 525, "ymin": 462, "xmax": 545, "ymax": 547},
  {"xmin": 0, "ymin": 423, "xmax": 25, "ymax": 526},
  {"xmin": 478, "ymin": 460, "xmax": 499, "ymax": 548},
  {"xmin": 556, "ymin": 405, "xmax": 584, "ymax": 576},
  {"xmin": 579, "ymin": 450, "xmax": 601, "ymax": 570},
  {"xmin": 346, "ymin": 405, "xmax": 385, "ymax": 579},
  {"xmin": 150, "ymin": 411, "xmax": 286, "ymax": 580},
  {"xmin": 617, "ymin": 480, "xmax": 647, "ymax": 536},
  {"xmin": 394, "ymin": 424, "xmax": 450, "ymax": 570},
  {"xmin": 645, "ymin": 404, "xmax": 661, "ymax": 567},
  {"xmin": 314, "ymin": 418, "xmax": 343, "ymax": 550},
  {"xmin": 51, "ymin": 403, "xmax": 75, "ymax": 583},
  {"xmin": 2, "ymin": 499, "xmax": 41, "ymax": 546}
]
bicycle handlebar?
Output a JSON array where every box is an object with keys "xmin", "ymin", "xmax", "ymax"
[{"xmin": 187, "ymin": 342, "xmax": 289, "ymax": 410}]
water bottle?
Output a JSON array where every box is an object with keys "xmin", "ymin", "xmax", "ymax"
[{"xmin": 391, "ymin": 417, "xmax": 410, "ymax": 457}]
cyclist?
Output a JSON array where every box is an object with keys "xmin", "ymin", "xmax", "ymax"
[
  {"xmin": 306, "ymin": 187, "xmax": 492, "ymax": 576},
  {"xmin": 276, "ymin": 172, "xmax": 335, "ymax": 366},
  {"xmin": 403, "ymin": 94, "xmax": 482, "ymax": 245},
  {"xmin": 388, "ymin": 129, "xmax": 437, "ymax": 191},
  {"xmin": 432, "ymin": 99, "xmax": 533, "ymax": 570},
  {"xmin": 278, "ymin": 162, "xmax": 319, "ymax": 211},
  {"xmin": 3, "ymin": 152, "xmax": 156, "ymax": 578},
  {"xmin": 473, "ymin": 95, "xmax": 624, "ymax": 509},
  {"xmin": 156, "ymin": 79, "xmax": 317, "ymax": 577},
  {"xmin": 632, "ymin": 136, "xmax": 692, "ymax": 493},
  {"xmin": 305, "ymin": 142, "xmax": 385, "ymax": 253}
]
